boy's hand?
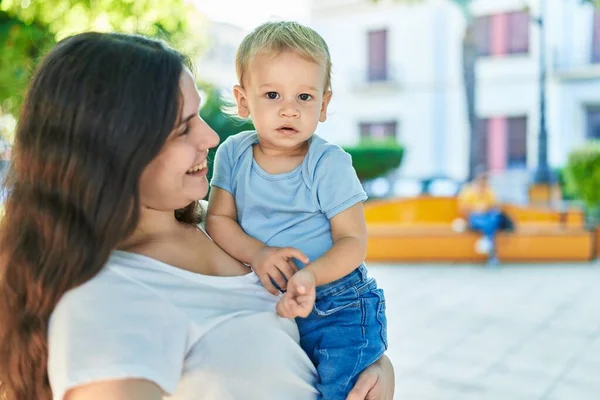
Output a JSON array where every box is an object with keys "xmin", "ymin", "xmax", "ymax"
[
  {"xmin": 251, "ymin": 246, "xmax": 309, "ymax": 295},
  {"xmin": 276, "ymin": 269, "xmax": 316, "ymax": 319}
]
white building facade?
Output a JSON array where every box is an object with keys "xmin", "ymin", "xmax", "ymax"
[
  {"xmin": 310, "ymin": 0, "xmax": 600, "ymax": 198},
  {"xmin": 195, "ymin": 20, "xmax": 248, "ymax": 91}
]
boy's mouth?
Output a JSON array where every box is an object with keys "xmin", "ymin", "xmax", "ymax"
[{"xmin": 277, "ymin": 125, "xmax": 298, "ymax": 135}]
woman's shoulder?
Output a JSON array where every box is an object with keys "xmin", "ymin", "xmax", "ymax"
[
  {"xmin": 50, "ymin": 258, "xmax": 182, "ymax": 330},
  {"xmin": 47, "ymin": 261, "xmax": 189, "ymax": 400}
]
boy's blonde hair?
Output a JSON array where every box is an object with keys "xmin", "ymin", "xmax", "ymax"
[{"xmin": 236, "ymin": 21, "xmax": 332, "ymax": 91}]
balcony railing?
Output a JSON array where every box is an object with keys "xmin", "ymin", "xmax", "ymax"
[
  {"xmin": 350, "ymin": 66, "xmax": 402, "ymax": 91},
  {"xmin": 552, "ymin": 48, "xmax": 600, "ymax": 80}
]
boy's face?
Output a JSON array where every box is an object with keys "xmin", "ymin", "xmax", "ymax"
[{"xmin": 234, "ymin": 51, "xmax": 332, "ymax": 151}]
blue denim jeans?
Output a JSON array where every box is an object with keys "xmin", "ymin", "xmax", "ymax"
[
  {"xmin": 468, "ymin": 209, "xmax": 503, "ymax": 239},
  {"xmin": 296, "ymin": 265, "xmax": 388, "ymax": 399}
]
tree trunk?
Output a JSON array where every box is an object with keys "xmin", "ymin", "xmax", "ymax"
[{"xmin": 462, "ymin": 22, "xmax": 479, "ymax": 180}]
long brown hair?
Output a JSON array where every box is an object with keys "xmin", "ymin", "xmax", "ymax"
[{"xmin": 0, "ymin": 32, "xmax": 198, "ymax": 400}]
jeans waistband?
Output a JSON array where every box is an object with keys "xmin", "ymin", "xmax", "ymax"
[{"xmin": 315, "ymin": 264, "xmax": 370, "ymax": 299}]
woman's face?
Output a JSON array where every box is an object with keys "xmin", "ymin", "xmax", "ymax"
[{"xmin": 139, "ymin": 68, "xmax": 219, "ymax": 211}]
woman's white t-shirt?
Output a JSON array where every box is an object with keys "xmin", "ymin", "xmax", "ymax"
[{"xmin": 47, "ymin": 249, "xmax": 318, "ymax": 399}]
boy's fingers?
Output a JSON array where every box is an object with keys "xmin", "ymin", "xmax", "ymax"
[
  {"xmin": 280, "ymin": 260, "xmax": 298, "ymax": 280},
  {"xmin": 296, "ymin": 295, "xmax": 313, "ymax": 306},
  {"xmin": 282, "ymin": 247, "xmax": 310, "ymax": 264},
  {"xmin": 260, "ymin": 274, "xmax": 279, "ymax": 295},
  {"xmin": 271, "ymin": 267, "xmax": 288, "ymax": 291},
  {"xmin": 295, "ymin": 284, "xmax": 306, "ymax": 295},
  {"xmin": 277, "ymin": 295, "xmax": 297, "ymax": 318}
]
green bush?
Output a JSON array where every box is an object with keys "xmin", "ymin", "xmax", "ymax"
[
  {"xmin": 342, "ymin": 139, "xmax": 404, "ymax": 181},
  {"xmin": 555, "ymin": 167, "xmax": 576, "ymax": 201},
  {"xmin": 564, "ymin": 141, "xmax": 600, "ymax": 223}
]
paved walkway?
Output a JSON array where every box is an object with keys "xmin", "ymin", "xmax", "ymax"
[{"xmin": 369, "ymin": 262, "xmax": 600, "ymax": 400}]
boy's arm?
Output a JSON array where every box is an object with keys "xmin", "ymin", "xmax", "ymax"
[
  {"xmin": 303, "ymin": 202, "xmax": 367, "ymax": 286},
  {"xmin": 206, "ymin": 187, "xmax": 307, "ymax": 294},
  {"xmin": 205, "ymin": 187, "xmax": 265, "ymax": 265}
]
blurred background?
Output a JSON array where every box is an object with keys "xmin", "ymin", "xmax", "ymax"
[{"xmin": 2, "ymin": 0, "xmax": 600, "ymax": 398}]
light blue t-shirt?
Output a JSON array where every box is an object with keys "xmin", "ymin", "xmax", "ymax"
[{"xmin": 210, "ymin": 131, "xmax": 367, "ymax": 267}]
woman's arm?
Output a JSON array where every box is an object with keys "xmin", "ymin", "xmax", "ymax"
[
  {"xmin": 65, "ymin": 379, "xmax": 162, "ymax": 400},
  {"xmin": 346, "ymin": 355, "xmax": 395, "ymax": 400}
]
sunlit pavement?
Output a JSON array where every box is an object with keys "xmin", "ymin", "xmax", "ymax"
[{"xmin": 369, "ymin": 262, "xmax": 600, "ymax": 399}]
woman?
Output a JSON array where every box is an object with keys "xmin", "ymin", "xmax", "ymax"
[{"xmin": 0, "ymin": 32, "xmax": 394, "ymax": 400}]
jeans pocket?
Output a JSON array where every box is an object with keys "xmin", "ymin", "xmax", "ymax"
[
  {"xmin": 374, "ymin": 288, "xmax": 388, "ymax": 349},
  {"xmin": 313, "ymin": 287, "xmax": 361, "ymax": 317}
]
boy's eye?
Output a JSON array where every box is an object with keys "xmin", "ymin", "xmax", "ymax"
[
  {"xmin": 298, "ymin": 93, "xmax": 312, "ymax": 101},
  {"xmin": 266, "ymin": 92, "xmax": 280, "ymax": 100}
]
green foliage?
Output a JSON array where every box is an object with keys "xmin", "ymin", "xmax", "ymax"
[
  {"xmin": 564, "ymin": 141, "xmax": 600, "ymax": 208},
  {"xmin": 199, "ymin": 85, "xmax": 254, "ymax": 183},
  {"xmin": 0, "ymin": 0, "xmax": 191, "ymax": 41},
  {"xmin": 0, "ymin": 11, "xmax": 54, "ymax": 116},
  {"xmin": 555, "ymin": 167, "xmax": 576, "ymax": 201},
  {"xmin": 342, "ymin": 139, "xmax": 404, "ymax": 181},
  {"xmin": 0, "ymin": 0, "xmax": 199, "ymax": 120}
]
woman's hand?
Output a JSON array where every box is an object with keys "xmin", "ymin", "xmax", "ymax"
[{"xmin": 346, "ymin": 355, "xmax": 395, "ymax": 400}]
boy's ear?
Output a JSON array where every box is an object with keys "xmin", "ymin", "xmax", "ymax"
[
  {"xmin": 319, "ymin": 91, "xmax": 332, "ymax": 122},
  {"xmin": 233, "ymin": 85, "xmax": 250, "ymax": 118}
]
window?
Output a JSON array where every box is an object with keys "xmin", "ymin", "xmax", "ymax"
[
  {"xmin": 474, "ymin": 11, "xmax": 530, "ymax": 57},
  {"xmin": 474, "ymin": 116, "xmax": 527, "ymax": 171},
  {"xmin": 474, "ymin": 118, "xmax": 490, "ymax": 168},
  {"xmin": 507, "ymin": 116, "xmax": 527, "ymax": 168},
  {"xmin": 587, "ymin": 107, "xmax": 600, "ymax": 139},
  {"xmin": 359, "ymin": 122, "xmax": 397, "ymax": 140},
  {"xmin": 507, "ymin": 11, "xmax": 530, "ymax": 54},
  {"xmin": 475, "ymin": 16, "xmax": 491, "ymax": 56},
  {"xmin": 593, "ymin": 10, "xmax": 600, "ymax": 63},
  {"xmin": 367, "ymin": 29, "xmax": 388, "ymax": 82}
]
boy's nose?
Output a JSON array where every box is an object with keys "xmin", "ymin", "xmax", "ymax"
[{"xmin": 279, "ymin": 104, "xmax": 300, "ymax": 118}]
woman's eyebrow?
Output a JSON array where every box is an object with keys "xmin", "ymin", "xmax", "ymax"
[{"xmin": 177, "ymin": 113, "xmax": 195, "ymax": 127}]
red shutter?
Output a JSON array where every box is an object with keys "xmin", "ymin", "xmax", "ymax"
[
  {"xmin": 491, "ymin": 13, "xmax": 508, "ymax": 56},
  {"xmin": 489, "ymin": 117, "xmax": 507, "ymax": 172}
]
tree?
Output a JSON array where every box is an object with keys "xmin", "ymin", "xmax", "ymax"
[
  {"xmin": 0, "ymin": 0, "xmax": 198, "ymax": 118},
  {"xmin": 0, "ymin": 10, "xmax": 53, "ymax": 121},
  {"xmin": 0, "ymin": 0, "xmax": 191, "ymax": 41}
]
